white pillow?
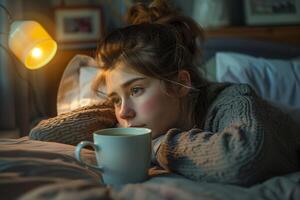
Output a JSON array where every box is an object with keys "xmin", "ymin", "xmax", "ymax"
[
  {"xmin": 57, "ymin": 55, "xmax": 103, "ymax": 115},
  {"xmin": 79, "ymin": 67, "xmax": 101, "ymax": 106},
  {"xmin": 216, "ymin": 52, "xmax": 300, "ymax": 107}
]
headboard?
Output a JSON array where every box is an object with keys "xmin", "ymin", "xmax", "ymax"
[{"xmin": 201, "ymin": 37, "xmax": 300, "ymax": 63}]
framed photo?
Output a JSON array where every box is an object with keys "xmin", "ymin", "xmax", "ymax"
[
  {"xmin": 54, "ymin": 6, "xmax": 104, "ymax": 46},
  {"xmin": 244, "ymin": 0, "xmax": 300, "ymax": 25}
]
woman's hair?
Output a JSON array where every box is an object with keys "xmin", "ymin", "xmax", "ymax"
[{"xmin": 93, "ymin": 0, "xmax": 209, "ymax": 127}]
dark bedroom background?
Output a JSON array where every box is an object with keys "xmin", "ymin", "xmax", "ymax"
[{"xmin": 0, "ymin": 0, "xmax": 299, "ymax": 138}]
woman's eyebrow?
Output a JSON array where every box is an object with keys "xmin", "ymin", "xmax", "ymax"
[{"xmin": 107, "ymin": 77, "xmax": 146, "ymax": 98}]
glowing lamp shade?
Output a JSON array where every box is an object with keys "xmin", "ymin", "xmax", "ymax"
[{"xmin": 8, "ymin": 21, "xmax": 57, "ymax": 70}]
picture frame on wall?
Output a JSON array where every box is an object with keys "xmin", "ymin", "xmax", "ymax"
[
  {"xmin": 54, "ymin": 6, "xmax": 104, "ymax": 48},
  {"xmin": 244, "ymin": 0, "xmax": 300, "ymax": 25}
]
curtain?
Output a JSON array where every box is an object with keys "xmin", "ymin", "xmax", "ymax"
[
  {"xmin": 0, "ymin": 0, "xmax": 18, "ymax": 136},
  {"xmin": 0, "ymin": 0, "xmax": 46, "ymax": 137}
]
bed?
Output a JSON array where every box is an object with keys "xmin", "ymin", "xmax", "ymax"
[{"xmin": 1, "ymin": 37, "xmax": 300, "ymax": 200}]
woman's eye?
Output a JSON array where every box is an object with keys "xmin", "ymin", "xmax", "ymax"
[{"xmin": 130, "ymin": 87, "xmax": 144, "ymax": 96}]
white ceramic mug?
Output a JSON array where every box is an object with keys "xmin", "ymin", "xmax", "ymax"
[{"xmin": 75, "ymin": 128, "xmax": 152, "ymax": 186}]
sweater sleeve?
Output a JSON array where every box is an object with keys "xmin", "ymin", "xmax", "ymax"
[
  {"xmin": 156, "ymin": 84, "xmax": 300, "ymax": 186},
  {"xmin": 29, "ymin": 101, "xmax": 117, "ymax": 145}
]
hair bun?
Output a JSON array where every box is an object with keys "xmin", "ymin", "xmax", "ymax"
[
  {"xmin": 125, "ymin": 0, "xmax": 204, "ymax": 64},
  {"xmin": 125, "ymin": 0, "xmax": 176, "ymax": 25}
]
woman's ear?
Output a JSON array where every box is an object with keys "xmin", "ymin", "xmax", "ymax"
[{"xmin": 177, "ymin": 70, "xmax": 192, "ymax": 97}]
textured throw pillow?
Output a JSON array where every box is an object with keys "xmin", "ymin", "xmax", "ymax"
[
  {"xmin": 30, "ymin": 102, "xmax": 117, "ymax": 145},
  {"xmin": 215, "ymin": 52, "xmax": 300, "ymax": 124}
]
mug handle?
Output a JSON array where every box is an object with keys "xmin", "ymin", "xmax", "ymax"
[{"xmin": 75, "ymin": 141, "xmax": 104, "ymax": 172}]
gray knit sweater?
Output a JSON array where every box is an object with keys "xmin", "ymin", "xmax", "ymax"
[
  {"xmin": 156, "ymin": 83, "xmax": 300, "ymax": 186},
  {"xmin": 29, "ymin": 83, "xmax": 300, "ymax": 186}
]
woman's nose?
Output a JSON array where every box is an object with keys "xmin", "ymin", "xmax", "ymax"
[{"xmin": 118, "ymin": 100, "xmax": 135, "ymax": 120}]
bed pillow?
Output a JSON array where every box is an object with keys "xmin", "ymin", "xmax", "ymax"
[
  {"xmin": 216, "ymin": 52, "xmax": 300, "ymax": 107},
  {"xmin": 201, "ymin": 56, "xmax": 217, "ymax": 82},
  {"xmin": 57, "ymin": 55, "xmax": 103, "ymax": 115},
  {"xmin": 79, "ymin": 66, "xmax": 101, "ymax": 105}
]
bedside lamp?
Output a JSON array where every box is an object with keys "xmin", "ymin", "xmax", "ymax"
[
  {"xmin": 9, "ymin": 21, "xmax": 57, "ymax": 70},
  {"xmin": 1, "ymin": 4, "xmax": 57, "ymax": 70}
]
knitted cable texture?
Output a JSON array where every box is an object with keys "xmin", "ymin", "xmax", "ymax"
[
  {"xmin": 29, "ymin": 101, "xmax": 117, "ymax": 145},
  {"xmin": 156, "ymin": 84, "xmax": 300, "ymax": 186}
]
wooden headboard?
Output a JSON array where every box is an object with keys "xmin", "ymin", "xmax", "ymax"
[{"xmin": 205, "ymin": 25, "xmax": 300, "ymax": 45}]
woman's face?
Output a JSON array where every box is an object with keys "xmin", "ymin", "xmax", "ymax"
[{"xmin": 105, "ymin": 62, "xmax": 181, "ymax": 138}]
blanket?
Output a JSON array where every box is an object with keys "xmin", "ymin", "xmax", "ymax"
[{"xmin": 1, "ymin": 137, "xmax": 300, "ymax": 200}]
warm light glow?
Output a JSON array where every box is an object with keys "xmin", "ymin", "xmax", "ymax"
[
  {"xmin": 25, "ymin": 40, "xmax": 57, "ymax": 69},
  {"xmin": 8, "ymin": 20, "xmax": 57, "ymax": 70},
  {"xmin": 31, "ymin": 47, "xmax": 42, "ymax": 58}
]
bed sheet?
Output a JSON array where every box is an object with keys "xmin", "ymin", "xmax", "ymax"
[{"xmin": 1, "ymin": 137, "xmax": 300, "ymax": 200}]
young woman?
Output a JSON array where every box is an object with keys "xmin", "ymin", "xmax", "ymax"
[{"xmin": 30, "ymin": 0, "xmax": 300, "ymax": 186}]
